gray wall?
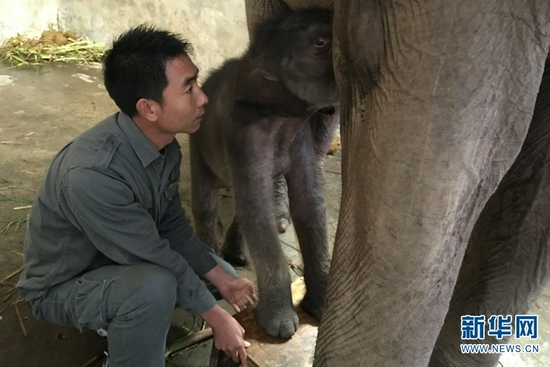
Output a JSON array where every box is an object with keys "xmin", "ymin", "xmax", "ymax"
[{"xmin": 0, "ymin": 0, "xmax": 249, "ymax": 75}]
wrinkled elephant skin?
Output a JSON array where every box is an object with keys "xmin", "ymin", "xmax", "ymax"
[
  {"xmin": 317, "ymin": 1, "xmax": 550, "ymax": 366},
  {"xmin": 245, "ymin": 0, "xmax": 550, "ymax": 366}
]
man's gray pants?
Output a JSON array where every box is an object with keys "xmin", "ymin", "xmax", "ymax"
[{"xmin": 28, "ymin": 255, "xmax": 237, "ymax": 367}]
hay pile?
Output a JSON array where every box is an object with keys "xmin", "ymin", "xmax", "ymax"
[{"xmin": 0, "ymin": 29, "xmax": 104, "ymax": 66}]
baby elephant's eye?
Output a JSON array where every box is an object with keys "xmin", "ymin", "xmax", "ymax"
[{"xmin": 313, "ymin": 37, "xmax": 329, "ymax": 48}]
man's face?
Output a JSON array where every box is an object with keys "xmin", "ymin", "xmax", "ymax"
[{"xmin": 156, "ymin": 55, "xmax": 208, "ymax": 134}]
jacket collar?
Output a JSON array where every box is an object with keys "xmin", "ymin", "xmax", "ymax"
[{"xmin": 117, "ymin": 112, "xmax": 181, "ymax": 167}]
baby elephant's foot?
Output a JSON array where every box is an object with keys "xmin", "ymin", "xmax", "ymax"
[
  {"xmin": 254, "ymin": 303, "xmax": 299, "ymax": 339},
  {"xmin": 221, "ymin": 247, "xmax": 248, "ymax": 267},
  {"xmin": 300, "ymin": 292, "xmax": 325, "ymax": 321}
]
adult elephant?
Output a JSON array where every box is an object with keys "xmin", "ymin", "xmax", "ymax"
[{"xmin": 245, "ymin": 0, "xmax": 550, "ymax": 366}]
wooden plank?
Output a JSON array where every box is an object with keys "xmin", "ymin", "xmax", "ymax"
[
  {"xmin": 233, "ymin": 277, "xmax": 318, "ymax": 367},
  {"xmin": 209, "ymin": 343, "xmax": 243, "ymax": 367}
]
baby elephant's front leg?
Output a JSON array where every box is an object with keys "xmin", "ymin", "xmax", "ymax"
[{"xmin": 233, "ymin": 179, "xmax": 299, "ymax": 339}]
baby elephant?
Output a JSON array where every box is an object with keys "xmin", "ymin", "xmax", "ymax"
[{"xmin": 190, "ymin": 7, "xmax": 339, "ymax": 339}]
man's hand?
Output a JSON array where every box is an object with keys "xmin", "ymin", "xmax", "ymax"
[
  {"xmin": 204, "ymin": 266, "xmax": 258, "ymax": 313},
  {"xmin": 201, "ymin": 304, "xmax": 250, "ymax": 366},
  {"xmin": 219, "ymin": 276, "xmax": 258, "ymax": 313}
]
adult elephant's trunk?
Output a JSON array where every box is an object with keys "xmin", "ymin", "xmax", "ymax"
[{"xmin": 315, "ymin": 1, "xmax": 550, "ymax": 366}]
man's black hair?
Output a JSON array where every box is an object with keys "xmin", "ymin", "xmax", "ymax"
[{"xmin": 102, "ymin": 25, "xmax": 192, "ymax": 117}]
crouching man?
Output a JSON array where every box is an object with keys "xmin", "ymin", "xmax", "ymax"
[{"xmin": 17, "ymin": 25, "xmax": 255, "ymax": 367}]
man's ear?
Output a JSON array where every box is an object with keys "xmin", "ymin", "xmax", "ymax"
[{"xmin": 135, "ymin": 98, "xmax": 159, "ymax": 122}]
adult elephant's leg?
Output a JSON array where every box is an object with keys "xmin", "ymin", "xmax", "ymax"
[
  {"xmin": 315, "ymin": 1, "xmax": 550, "ymax": 366},
  {"xmin": 430, "ymin": 54, "xmax": 550, "ymax": 367}
]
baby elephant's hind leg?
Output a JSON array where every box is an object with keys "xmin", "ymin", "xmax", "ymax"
[
  {"xmin": 190, "ymin": 140, "xmax": 220, "ymax": 252},
  {"xmin": 287, "ymin": 127, "xmax": 331, "ymax": 321},
  {"xmin": 222, "ymin": 217, "xmax": 248, "ymax": 267}
]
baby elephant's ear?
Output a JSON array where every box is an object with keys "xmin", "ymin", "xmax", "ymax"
[{"xmin": 247, "ymin": 4, "xmax": 293, "ymax": 82}]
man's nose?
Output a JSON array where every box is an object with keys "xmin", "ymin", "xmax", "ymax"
[{"xmin": 197, "ymin": 86, "xmax": 209, "ymax": 107}]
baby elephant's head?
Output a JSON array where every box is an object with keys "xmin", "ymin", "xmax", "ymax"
[{"xmin": 249, "ymin": 8, "xmax": 338, "ymax": 109}]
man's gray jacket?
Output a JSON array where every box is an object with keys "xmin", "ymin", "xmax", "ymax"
[{"xmin": 17, "ymin": 112, "xmax": 218, "ymax": 314}]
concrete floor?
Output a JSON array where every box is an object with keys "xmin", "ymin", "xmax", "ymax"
[{"xmin": 0, "ymin": 62, "xmax": 548, "ymax": 366}]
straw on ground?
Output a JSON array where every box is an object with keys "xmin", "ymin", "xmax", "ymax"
[{"xmin": 0, "ymin": 29, "xmax": 104, "ymax": 66}]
